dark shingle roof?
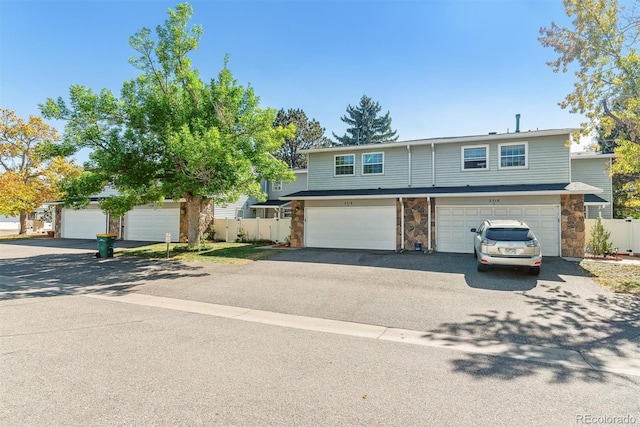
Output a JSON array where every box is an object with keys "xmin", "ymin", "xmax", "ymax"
[{"xmin": 584, "ymin": 194, "xmax": 608, "ymax": 204}]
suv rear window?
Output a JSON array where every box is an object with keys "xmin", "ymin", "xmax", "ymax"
[{"xmin": 486, "ymin": 228, "xmax": 534, "ymax": 241}]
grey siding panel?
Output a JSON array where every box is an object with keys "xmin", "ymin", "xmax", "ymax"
[
  {"xmin": 435, "ymin": 135, "xmax": 571, "ymax": 186},
  {"xmin": 571, "ymin": 158, "xmax": 613, "ymax": 219},
  {"xmin": 267, "ymin": 172, "xmax": 307, "ymax": 199},
  {"xmin": 308, "ymin": 147, "xmax": 409, "ymax": 190},
  {"xmin": 410, "ymin": 145, "xmax": 433, "ymax": 187},
  {"xmin": 214, "ymin": 195, "xmax": 255, "ymax": 218}
]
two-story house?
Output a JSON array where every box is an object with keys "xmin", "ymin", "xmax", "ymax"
[{"xmin": 281, "ymin": 129, "xmax": 610, "ymax": 258}]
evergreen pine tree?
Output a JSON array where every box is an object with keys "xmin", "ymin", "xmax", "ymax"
[{"xmin": 332, "ymin": 95, "xmax": 398, "ymax": 145}]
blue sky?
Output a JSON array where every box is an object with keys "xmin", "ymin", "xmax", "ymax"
[{"xmin": 1, "ymin": 0, "xmax": 581, "ymax": 160}]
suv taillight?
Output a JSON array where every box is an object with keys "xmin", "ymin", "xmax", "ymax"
[
  {"xmin": 481, "ymin": 238, "xmax": 496, "ymax": 246},
  {"xmin": 525, "ymin": 239, "xmax": 539, "ymax": 247}
]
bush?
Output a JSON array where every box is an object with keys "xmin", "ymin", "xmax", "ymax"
[{"xmin": 586, "ymin": 217, "xmax": 612, "ymax": 256}]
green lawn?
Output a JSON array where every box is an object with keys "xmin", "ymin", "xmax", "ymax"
[
  {"xmin": 579, "ymin": 260, "xmax": 640, "ymax": 295},
  {"xmin": 0, "ymin": 233, "xmax": 50, "ymax": 241},
  {"xmin": 117, "ymin": 242, "xmax": 281, "ymax": 264}
]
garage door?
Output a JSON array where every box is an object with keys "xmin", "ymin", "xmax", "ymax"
[
  {"xmin": 125, "ymin": 206, "xmax": 180, "ymax": 242},
  {"xmin": 61, "ymin": 208, "xmax": 108, "ymax": 239},
  {"xmin": 437, "ymin": 205, "xmax": 560, "ymax": 256},
  {"xmin": 305, "ymin": 206, "xmax": 396, "ymax": 250}
]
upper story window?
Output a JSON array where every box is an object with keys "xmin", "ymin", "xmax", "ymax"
[
  {"xmin": 334, "ymin": 154, "xmax": 355, "ymax": 176},
  {"xmin": 462, "ymin": 145, "xmax": 489, "ymax": 170},
  {"xmin": 362, "ymin": 152, "xmax": 384, "ymax": 175},
  {"xmin": 272, "ymin": 181, "xmax": 282, "ymax": 191},
  {"xmin": 498, "ymin": 142, "xmax": 528, "ymax": 169}
]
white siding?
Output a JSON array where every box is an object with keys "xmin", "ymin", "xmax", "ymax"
[
  {"xmin": 571, "ymin": 157, "xmax": 613, "ymax": 219},
  {"xmin": 410, "ymin": 145, "xmax": 433, "ymax": 187}
]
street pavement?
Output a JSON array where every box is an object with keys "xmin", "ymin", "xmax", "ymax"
[{"xmin": 1, "ymin": 239, "xmax": 639, "ymax": 426}]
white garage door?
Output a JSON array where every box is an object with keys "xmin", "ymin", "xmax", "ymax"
[
  {"xmin": 61, "ymin": 208, "xmax": 108, "ymax": 239},
  {"xmin": 125, "ymin": 206, "xmax": 180, "ymax": 242},
  {"xmin": 437, "ymin": 205, "xmax": 560, "ymax": 256},
  {"xmin": 305, "ymin": 206, "xmax": 396, "ymax": 250}
]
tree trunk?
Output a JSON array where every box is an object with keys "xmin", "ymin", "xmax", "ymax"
[
  {"xmin": 19, "ymin": 211, "xmax": 27, "ymax": 235},
  {"xmin": 185, "ymin": 194, "xmax": 202, "ymax": 248},
  {"xmin": 199, "ymin": 198, "xmax": 214, "ymax": 242}
]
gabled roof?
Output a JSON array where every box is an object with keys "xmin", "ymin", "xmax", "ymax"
[
  {"xmin": 300, "ymin": 128, "xmax": 577, "ymax": 154},
  {"xmin": 280, "ymin": 182, "xmax": 602, "ymax": 201}
]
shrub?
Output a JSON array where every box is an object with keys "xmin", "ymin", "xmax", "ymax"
[{"xmin": 586, "ymin": 217, "xmax": 612, "ymax": 256}]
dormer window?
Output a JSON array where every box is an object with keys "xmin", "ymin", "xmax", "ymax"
[
  {"xmin": 462, "ymin": 145, "xmax": 489, "ymax": 170},
  {"xmin": 272, "ymin": 181, "xmax": 282, "ymax": 191}
]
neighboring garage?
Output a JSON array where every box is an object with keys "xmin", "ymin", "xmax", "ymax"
[
  {"xmin": 304, "ymin": 199, "xmax": 396, "ymax": 250},
  {"xmin": 436, "ymin": 203, "xmax": 561, "ymax": 256},
  {"xmin": 61, "ymin": 206, "xmax": 108, "ymax": 238},
  {"xmin": 124, "ymin": 204, "xmax": 180, "ymax": 242}
]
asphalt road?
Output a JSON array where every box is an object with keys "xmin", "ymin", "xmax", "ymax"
[{"xmin": 1, "ymin": 239, "xmax": 639, "ymax": 426}]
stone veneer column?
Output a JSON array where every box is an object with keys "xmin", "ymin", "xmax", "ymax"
[
  {"xmin": 54, "ymin": 205, "xmax": 62, "ymax": 238},
  {"xmin": 561, "ymin": 194, "xmax": 585, "ymax": 257},
  {"xmin": 403, "ymin": 198, "xmax": 430, "ymax": 251},
  {"xmin": 396, "ymin": 200, "xmax": 402, "ymax": 251},
  {"xmin": 430, "ymin": 198, "xmax": 436, "ymax": 251},
  {"xmin": 290, "ymin": 200, "xmax": 305, "ymax": 248}
]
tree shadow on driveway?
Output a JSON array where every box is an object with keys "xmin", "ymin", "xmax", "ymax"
[
  {"xmin": 428, "ymin": 286, "xmax": 640, "ymax": 383},
  {"xmin": 0, "ymin": 252, "xmax": 207, "ymax": 300}
]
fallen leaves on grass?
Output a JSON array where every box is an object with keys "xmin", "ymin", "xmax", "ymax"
[{"xmin": 579, "ymin": 260, "xmax": 640, "ymax": 295}]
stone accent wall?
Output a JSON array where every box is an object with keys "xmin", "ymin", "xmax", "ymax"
[
  {"xmin": 179, "ymin": 202, "xmax": 188, "ymax": 243},
  {"xmin": 403, "ymin": 198, "xmax": 430, "ymax": 251},
  {"xmin": 54, "ymin": 205, "xmax": 62, "ymax": 238},
  {"xmin": 430, "ymin": 198, "xmax": 436, "ymax": 251},
  {"xmin": 290, "ymin": 200, "xmax": 305, "ymax": 248},
  {"xmin": 396, "ymin": 200, "xmax": 402, "ymax": 251},
  {"xmin": 561, "ymin": 194, "xmax": 585, "ymax": 257}
]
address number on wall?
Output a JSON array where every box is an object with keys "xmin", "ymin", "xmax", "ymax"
[{"xmin": 489, "ymin": 199, "xmax": 500, "ymax": 204}]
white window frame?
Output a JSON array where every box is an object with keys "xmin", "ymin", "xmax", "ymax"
[
  {"xmin": 461, "ymin": 144, "xmax": 489, "ymax": 171},
  {"xmin": 272, "ymin": 180, "xmax": 282, "ymax": 191},
  {"xmin": 361, "ymin": 152, "xmax": 384, "ymax": 175},
  {"xmin": 334, "ymin": 154, "xmax": 355, "ymax": 176},
  {"xmin": 498, "ymin": 142, "xmax": 528, "ymax": 170}
]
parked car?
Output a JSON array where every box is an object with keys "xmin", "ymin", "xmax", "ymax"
[{"xmin": 470, "ymin": 219, "xmax": 542, "ymax": 276}]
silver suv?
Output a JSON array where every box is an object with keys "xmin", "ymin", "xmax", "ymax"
[{"xmin": 470, "ymin": 219, "xmax": 542, "ymax": 276}]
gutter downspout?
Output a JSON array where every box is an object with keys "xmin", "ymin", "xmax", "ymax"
[
  {"xmin": 431, "ymin": 142, "xmax": 436, "ymax": 186},
  {"xmin": 407, "ymin": 145, "xmax": 412, "ymax": 187},
  {"xmin": 400, "ymin": 197, "xmax": 405, "ymax": 252},
  {"xmin": 427, "ymin": 196, "xmax": 432, "ymax": 252}
]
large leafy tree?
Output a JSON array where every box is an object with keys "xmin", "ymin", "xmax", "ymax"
[
  {"xmin": 41, "ymin": 3, "xmax": 293, "ymax": 247},
  {"xmin": 273, "ymin": 109, "xmax": 330, "ymax": 168},
  {"xmin": 0, "ymin": 108, "xmax": 81, "ymax": 233},
  {"xmin": 539, "ymin": 0, "xmax": 640, "ymax": 216},
  {"xmin": 332, "ymin": 95, "xmax": 398, "ymax": 145}
]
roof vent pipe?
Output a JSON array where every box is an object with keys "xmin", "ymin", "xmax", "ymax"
[{"xmin": 515, "ymin": 114, "xmax": 521, "ymax": 133}]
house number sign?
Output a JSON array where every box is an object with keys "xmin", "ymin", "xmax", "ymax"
[
  {"xmin": 489, "ymin": 199, "xmax": 500, "ymax": 204},
  {"xmin": 344, "ymin": 201, "xmax": 353, "ymax": 206}
]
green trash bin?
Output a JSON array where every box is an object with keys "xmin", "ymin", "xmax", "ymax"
[{"xmin": 96, "ymin": 233, "xmax": 117, "ymax": 258}]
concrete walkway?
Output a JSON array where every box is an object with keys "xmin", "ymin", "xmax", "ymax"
[{"xmin": 87, "ymin": 292, "xmax": 640, "ymax": 378}]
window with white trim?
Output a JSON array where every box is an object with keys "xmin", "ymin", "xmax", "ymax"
[
  {"xmin": 498, "ymin": 142, "xmax": 528, "ymax": 169},
  {"xmin": 334, "ymin": 154, "xmax": 355, "ymax": 176},
  {"xmin": 362, "ymin": 152, "xmax": 384, "ymax": 175},
  {"xmin": 272, "ymin": 181, "xmax": 282, "ymax": 191},
  {"xmin": 461, "ymin": 145, "xmax": 489, "ymax": 170}
]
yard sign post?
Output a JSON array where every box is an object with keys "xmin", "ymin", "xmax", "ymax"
[{"xmin": 165, "ymin": 233, "xmax": 171, "ymax": 258}]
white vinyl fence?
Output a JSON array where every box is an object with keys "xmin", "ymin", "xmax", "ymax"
[
  {"xmin": 585, "ymin": 218, "xmax": 640, "ymax": 255},
  {"xmin": 213, "ymin": 218, "xmax": 291, "ymax": 243}
]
